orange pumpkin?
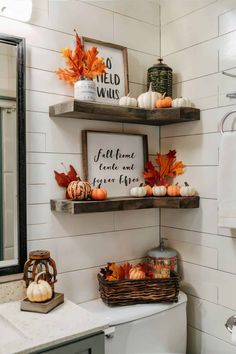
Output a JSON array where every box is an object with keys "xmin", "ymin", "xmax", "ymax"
[
  {"xmin": 91, "ymin": 185, "xmax": 107, "ymax": 200},
  {"xmin": 129, "ymin": 266, "xmax": 146, "ymax": 280},
  {"xmin": 67, "ymin": 180, "xmax": 91, "ymax": 200},
  {"xmin": 167, "ymin": 184, "xmax": 180, "ymax": 196},
  {"xmin": 155, "ymin": 94, "xmax": 172, "ymax": 108},
  {"xmin": 144, "ymin": 184, "xmax": 153, "ymax": 197}
]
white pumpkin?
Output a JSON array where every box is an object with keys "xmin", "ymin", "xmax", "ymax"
[
  {"xmin": 119, "ymin": 92, "xmax": 137, "ymax": 107},
  {"xmin": 27, "ymin": 271, "xmax": 53, "ymax": 303},
  {"xmin": 172, "ymin": 97, "xmax": 192, "ymax": 108},
  {"xmin": 152, "ymin": 185, "xmax": 167, "ymax": 197},
  {"xmin": 180, "ymin": 182, "xmax": 196, "ymax": 197},
  {"xmin": 130, "ymin": 186, "xmax": 147, "ymax": 198},
  {"xmin": 137, "ymin": 84, "xmax": 162, "ymax": 110}
]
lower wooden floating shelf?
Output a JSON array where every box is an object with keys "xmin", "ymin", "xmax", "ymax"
[{"xmin": 50, "ymin": 196, "xmax": 200, "ymax": 214}]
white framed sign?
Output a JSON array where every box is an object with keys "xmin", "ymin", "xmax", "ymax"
[
  {"xmin": 82, "ymin": 131, "xmax": 148, "ymax": 198},
  {"xmin": 82, "ymin": 37, "xmax": 129, "ymax": 105}
]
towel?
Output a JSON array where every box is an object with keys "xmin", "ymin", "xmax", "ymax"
[{"xmin": 218, "ymin": 132, "xmax": 236, "ymax": 228}]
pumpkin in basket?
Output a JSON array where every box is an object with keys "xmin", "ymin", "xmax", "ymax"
[
  {"xmin": 67, "ymin": 179, "xmax": 91, "ymax": 200},
  {"xmin": 129, "ymin": 265, "xmax": 146, "ymax": 279}
]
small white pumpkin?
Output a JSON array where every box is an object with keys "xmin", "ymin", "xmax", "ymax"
[
  {"xmin": 180, "ymin": 182, "xmax": 196, "ymax": 197},
  {"xmin": 119, "ymin": 92, "xmax": 137, "ymax": 107},
  {"xmin": 130, "ymin": 185, "xmax": 147, "ymax": 198},
  {"xmin": 27, "ymin": 271, "xmax": 53, "ymax": 303},
  {"xmin": 172, "ymin": 97, "xmax": 192, "ymax": 108},
  {"xmin": 137, "ymin": 83, "xmax": 162, "ymax": 110},
  {"xmin": 152, "ymin": 185, "xmax": 167, "ymax": 197}
]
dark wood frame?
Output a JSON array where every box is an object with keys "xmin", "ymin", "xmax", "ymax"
[
  {"xmin": 0, "ymin": 34, "xmax": 27, "ymax": 276},
  {"xmin": 82, "ymin": 130, "xmax": 148, "ymax": 197},
  {"xmin": 82, "ymin": 37, "xmax": 129, "ymax": 97}
]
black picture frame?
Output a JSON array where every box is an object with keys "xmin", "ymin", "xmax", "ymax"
[{"xmin": 0, "ymin": 34, "xmax": 27, "ymax": 276}]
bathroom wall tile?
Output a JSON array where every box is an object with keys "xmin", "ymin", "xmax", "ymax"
[
  {"xmin": 123, "ymin": 122, "xmax": 159, "ymax": 154},
  {"xmin": 161, "ymin": 199, "xmax": 218, "ymax": 234},
  {"xmin": 219, "ymin": 7, "xmax": 236, "ymax": 35},
  {"xmin": 26, "ymin": 90, "xmax": 70, "ymax": 113},
  {"xmin": 128, "ymin": 50, "xmax": 157, "ymax": 85},
  {"xmin": 219, "ymin": 31, "xmax": 236, "ymax": 71},
  {"xmin": 187, "ymin": 296, "xmax": 236, "ymax": 346},
  {"xmin": 27, "ymin": 185, "xmax": 48, "ymax": 204},
  {"xmin": 114, "ymin": 14, "xmax": 159, "ymax": 55},
  {"xmin": 160, "ymin": 105, "xmax": 236, "ymax": 138},
  {"xmin": 27, "ymin": 163, "xmax": 47, "ymax": 185},
  {"xmin": 26, "ymin": 46, "xmax": 63, "ymax": 72},
  {"xmin": 171, "ymin": 166, "xmax": 218, "ymax": 199},
  {"xmin": 165, "ymin": 38, "xmax": 218, "ymax": 84},
  {"xmin": 160, "ymin": 0, "xmax": 216, "ymax": 25},
  {"xmin": 161, "ymin": 133, "xmax": 220, "ymax": 166},
  {"xmin": 28, "ymin": 226, "xmax": 158, "ymax": 272},
  {"xmin": 48, "ymin": 1, "xmax": 114, "ymax": 42},
  {"xmin": 113, "ymin": 0, "xmax": 159, "ymax": 25},
  {"xmin": 187, "ymin": 326, "xmax": 236, "ymax": 354},
  {"xmin": 26, "ymin": 133, "xmax": 46, "ymax": 152},
  {"xmin": 114, "ymin": 209, "xmax": 159, "ymax": 231},
  {"xmin": 173, "ymin": 73, "xmax": 219, "ymax": 110},
  {"xmin": 0, "ymin": 17, "xmax": 74, "ymax": 52},
  {"xmin": 128, "ymin": 82, "xmax": 146, "ymax": 98},
  {"xmin": 161, "ymin": 3, "xmax": 218, "ymax": 55}
]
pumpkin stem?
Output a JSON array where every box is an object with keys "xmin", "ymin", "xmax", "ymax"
[
  {"xmin": 148, "ymin": 83, "xmax": 152, "ymax": 92},
  {"xmin": 184, "ymin": 182, "xmax": 189, "ymax": 187},
  {"xmin": 35, "ymin": 271, "xmax": 46, "ymax": 284},
  {"xmin": 139, "ymin": 183, "xmax": 144, "ymax": 187},
  {"xmin": 127, "ymin": 92, "xmax": 131, "ymax": 97},
  {"xmin": 162, "ymin": 92, "xmax": 166, "ymax": 99},
  {"xmin": 98, "ymin": 183, "xmax": 101, "ymax": 189},
  {"xmin": 77, "ymin": 176, "xmax": 81, "ymax": 182}
]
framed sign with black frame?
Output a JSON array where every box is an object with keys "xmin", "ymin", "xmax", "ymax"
[
  {"xmin": 82, "ymin": 37, "xmax": 129, "ymax": 105},
  {"xmin": 82, "ymin": 130, "xmax": 148, "ymax": 198}
]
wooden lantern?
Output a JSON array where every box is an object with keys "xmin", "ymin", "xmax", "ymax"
[{"xmin": 23, "ymin": 250, "xmax": 57, "ymax": 289}]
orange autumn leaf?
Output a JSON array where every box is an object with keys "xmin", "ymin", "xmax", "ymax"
[
  {"xmin": 55, "ymin": 30, "xmax": 106, "ymax": 84},
  {"xmin": 144, "ymin": 150, "xmax": 185, "ymax": 186}
]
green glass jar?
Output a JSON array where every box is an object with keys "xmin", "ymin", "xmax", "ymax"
[{"xmin": 147, "ymin": 58, "xmax": 173, "ymax": 97}]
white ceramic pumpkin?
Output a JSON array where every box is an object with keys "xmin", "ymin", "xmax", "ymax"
[
  {"xmin": 172, "ymin": 97, "xmax": 192, "ymax": 108},
  {"xmin": 130, "ymin": 185, "xmax": 147, "ymax": 198},
  {"xmin": 152, "ymin": 185, "xmax": 167, "ymax": 196},
  {"xmin": 27, "ymin": 271, "xmax": 53, "ymax": 303},
  {"xmin": 180, "ymin": 182, "xmax": 196, "ymax": 197},
  {"xmin": 137, "ymin": 84, "xmax": 162, "ymax": 110},
  {"xmin": 119, "ymin": 92, "xmax": 137, "ymax": 107}
]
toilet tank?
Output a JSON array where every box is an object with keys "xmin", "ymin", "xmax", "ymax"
[{"xmin": 81, "ymin": 291, "xmax": 187, "ymax": 354}]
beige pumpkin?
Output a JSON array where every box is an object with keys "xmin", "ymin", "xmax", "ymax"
[
  {"xmin": 27, "ymin": 271, "xmax": 53, "ymax": 303},
  {"xmin": 152, "ymin": 185, "xmax": 167, "ymax": 196},
  {"xmin": 180, "ymin": 182, "xmax": 196, "ymax": 197},
  {"xmin": 137, "ymin": 83, "xmax": 162, "ymax": 110},
  {"xmin": 67, "ymin": 180, "xmax": 91, "ymax": 200},
  {"xmin": 119, "ymin": 92, "xmax": 137, "ymax": 107},
  {"xmin": 172, "ymin": 97, "xmax": 192, "ymax": 108},
  {"xmin": 130, "ymin": 185, "xmax": 147, "ymax": 198}
]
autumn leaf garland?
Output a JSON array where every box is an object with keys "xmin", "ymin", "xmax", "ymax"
[
  {"xmin": 55, "ymin": 30, "xmax": 106, "ymax": 84},
  {"xmin": 144, "ymin": 150, "xmax": 185, "ymax": 186}
]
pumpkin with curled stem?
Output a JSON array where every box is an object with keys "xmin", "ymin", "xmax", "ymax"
[
  {"xmin": 180, "ymin": 182, "xmax": 196, "ymax": 197},
  {"xmin": 91, "ymin": 185, "xmax": 107, "ymax": 200},
  {"xmin": 138, "ymin": 83, "xmax": 162, "ymax": 110},
  {"xmin": 27, "ymin": 271, "xmax": 53, "ymax": 303},
  {"xmin": 129, "ymin": 265, "xmax": 146, "ymax": 279},
  {"xmin": 155, "ymin": 93, "xmax": 172, "ymax": 108}
]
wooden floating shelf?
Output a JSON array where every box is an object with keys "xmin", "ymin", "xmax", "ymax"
[
  {"xmin": 50, "ymin": 196, "xmax": 200, "ymax": 215},
  {"xmin": 49, "ymin": 100, "xmax": 200, "ymax": 126}
]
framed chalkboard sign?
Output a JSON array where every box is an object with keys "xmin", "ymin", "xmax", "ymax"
[
  {"xmin": 82, "ymin": 37, "xmax": 129, "ymax": 104},
  {"xmin": 82, "ymin": 131, "xmax": 148, "ymax": 198}
]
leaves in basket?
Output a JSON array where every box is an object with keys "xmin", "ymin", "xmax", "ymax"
[{"xmin": 101, "ymin": 262, "xmax": 133, "ymax": 281}]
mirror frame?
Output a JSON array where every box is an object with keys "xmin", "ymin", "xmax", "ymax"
[{"xmin": 0, "ymin": 34, "xmax": 27, "ymax": 276}]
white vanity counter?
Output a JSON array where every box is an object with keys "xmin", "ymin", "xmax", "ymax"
[{"xmin": 0, "ymin": 299, "xmax": 109, "ymax": 354}]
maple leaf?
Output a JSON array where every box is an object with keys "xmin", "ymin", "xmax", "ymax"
[
  {"xmin": 54, "ymin": 164, "xmax": 78, "ymax": 188},
  {"xmin": 166, "ymin": 150, "xmax": 176, "ymax": 159},
  {"xmin": 119, "ymin": 262, "xmax": 133, "ymax": 280},
  {"xmin": 84, "ymin": 47, "xmax": 106, "ymax": 79}
]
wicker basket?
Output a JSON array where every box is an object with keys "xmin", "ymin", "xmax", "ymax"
[{"xmin": 97, "ymin": 272, "xmax": 180, "ymax": 306}]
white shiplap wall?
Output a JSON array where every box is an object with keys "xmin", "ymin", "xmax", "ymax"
[
  {"xmin": 160, "ymin": 0, "xmax": 236, "ymax": 352},
  {"xmin": 0, "ymin": 0, "xmax": 160, "ymax": 303}
]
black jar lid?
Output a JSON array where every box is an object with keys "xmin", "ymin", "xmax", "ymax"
[{"xmin": 149, "ymin": 58, "xmax": 172, "ymax": 71}]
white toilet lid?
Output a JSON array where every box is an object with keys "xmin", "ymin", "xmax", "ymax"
[{"xmin": 80, "ymin": 291, "xmax": 187, "ymax": 326}]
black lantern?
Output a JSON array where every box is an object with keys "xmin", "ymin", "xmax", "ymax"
[{"xmin": 147, "ymin": 58, "xmax": 173, "ymax": 97}]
